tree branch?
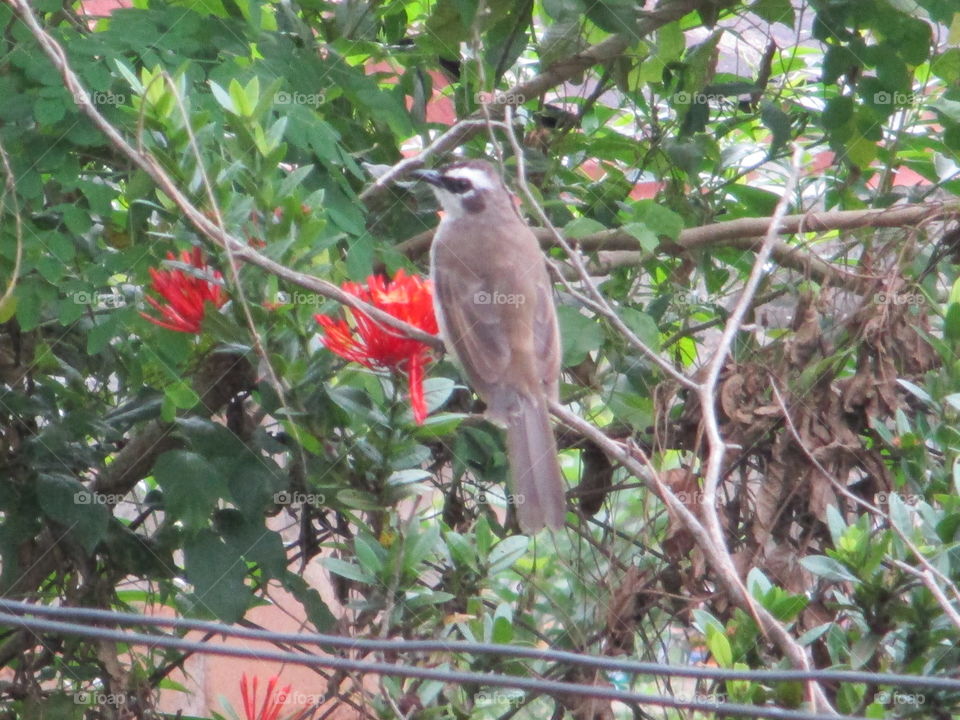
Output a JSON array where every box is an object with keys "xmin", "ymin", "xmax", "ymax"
[{"xmin": 393, "ymin": 202, "xmax": 957, "ymax": 291}]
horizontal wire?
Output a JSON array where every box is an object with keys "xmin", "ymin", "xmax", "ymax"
[
  {"xmin": 1, "ymin": 600, "xmax": 957, "ymax": 692},
  {"xmin": 0, "ymin": 609, "xmax": 864, "ymax": 720}
]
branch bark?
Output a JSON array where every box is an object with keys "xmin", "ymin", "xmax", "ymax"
[{"xmin": 393, "ymin": 202, "xmax": 957, "ymax": 291}]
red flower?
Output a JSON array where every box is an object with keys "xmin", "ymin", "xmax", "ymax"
[
  {"xmin": 315, "ymin": 269, "xmax": 439, "ymax": 424},
  {"xmin": 141, "ymin": 247, "xmax": 227, "ymax": 333},
  {"xmin": 240, "ymin": 674, "xmax": 292, "ymax": 720}
]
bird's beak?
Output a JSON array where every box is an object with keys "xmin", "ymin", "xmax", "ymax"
[{"xmin": 410, "ymin": 168, "xmax": 444, "ymax": 187}]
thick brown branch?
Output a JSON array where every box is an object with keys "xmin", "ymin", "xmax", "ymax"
[{"xmin": 394, "ymin": 202, "xmax": 956, "ymax": 291}]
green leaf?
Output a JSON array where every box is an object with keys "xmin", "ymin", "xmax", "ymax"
[
  {"xmin": 34, "ymin": 97, "xmax": 65, "ymax": 125},
  {"xmin": 209, "ymin": 80, "xmax": 237, "ymax": 114},
  {"xmin": 153, "ymin": 450, "xmax": 229, "ymax": 530},
  {"xmin": 164, "ymin": 381, "xmax": 200, "ymax": 410},
  {"xmin": 822, "ymin": 96, "xmax": 854, "ymax": 130},
  {"xmin": 322, "ymin": 557, "xmax": 373, "ymax": 583},
  {"xmin": 400, "ymin": 377, "xmax": 456, "ymax": 425},
  {"xmin": 557, "ymin": 305, "xmax": 603, "ymax": 365},
  {"xmin": 37, "ymin": 474, "xmax": 110, "ymax": 553},
  {"xmin": 619, "ymin": 307, "xmax": 660, "ymax": 350},
  {"xmin": 0, "ymin": 294, "xmax": 17, "ymax": 324},
  {"xmin": 355, "ymin": 533, "xmax": 385, "ymax": 575},
  {"xmin": 228, "ymin": 77, "xmax": 253, "ymax": 117},
  {"xmin": 760, "ymin": 101, "xmax": 791, "ymax": 156},
  {"xmin": 932, "ymin": 48, "xmax": 960, "ymax": 83},
  {"xmin": 800, "ymin": 555, "xmax": 859, "ymax": 583},
  {"xmin": 945, "ymin": 302, "xmax": 960, "ymax": 342},
  {"xmin": 487, "ymin": 535, "xmax": 528, "ymax": 574},
  {"xmin": 336, "ymin": 488, "xmax": 381, "ymax": 511},
  {"xmin": 888, "ymin": 493, "xmax": 914, "ymax": 540},
  {"xmin": 621, "ymin": 222, "xmax": 658, "ymax": 252},
  {"xmin": 183, "ymin": 529, "xmax": 252, "ymax": 622},
  {"xmin": 706, "ymin": 624, "xmax": 733, "ymax": 668},
  {"xmin": 216, "ymin": 510, "xmax": 287, "ymax": 579},
  {"xmin": 750, "ymin": 0, "xmax": 795, "ymax": 27},
  {"xmin": 628, "ymin": 200, "xmax": 684, "ymax": 241},
  {"xmin": 563, "ymin": 216, "xmax": 606, "ymax": 239}
]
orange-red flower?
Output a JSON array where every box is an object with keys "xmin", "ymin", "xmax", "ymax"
[
  {"xmin": 141, "ymin": 247, "xmax": 227, "ymax": 333},
  {"xmin": 315, "ymin": 269, "xmax": 439, "ymax": 424},
  {"xmin": 240, "ymin": 674, "xmax": 292, "ymax": 720}
]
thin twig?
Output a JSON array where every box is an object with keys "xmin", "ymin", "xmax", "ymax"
[
  {"xmin": 501, "ymin": 105, "xmax": 697, "ymax": 390},
  {"xmin": 547, "ymin": 399, "xmax": 837, "ymax": 714},
  {"xmin": 0, "ymin": 138, "xmax": 24, "ymax": 312}
]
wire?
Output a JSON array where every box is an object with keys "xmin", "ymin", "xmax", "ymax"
[
  {"xmin": 1, "ymin": 600, "xmax": 957, "ymax": 692},
  {"xmin": 0, "ymin": 610, "xmax": 864, "ymax": 720}
]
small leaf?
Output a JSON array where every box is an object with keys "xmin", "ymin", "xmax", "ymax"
[
  {"xmin": 209, "ymin": 81, "xmax": 237, "ymax": 115},
  {"xmin": 706, "ymin": 624, "xmax": 733, "ymax": 668},
  {"xmin": 153, "ymin": 450, "xmax": 229, "ymax": 530},
  {"xmin": 184, "ymin": 529, "xmax": 252, "ymax": 622},
  {"xmin": 563, "ymin": 217, "xmax": 606, "ymax": 239},
  {"xmin": 487, "ymin": 535, "xmax": 529, "ymax": 575},
  {"xmin": 557, "ymin": 305, "xmax": 602, "ymax": 365},
  {"xmin": 621, "ymin": 222, "xmax": 659, "ymax": 252},
  {"xmin": 800, "ymin": 555, "xmax": 858, "ymax": 583},
  {"xmin": 322, "ymin": 557, "xmax": 373, "ymax": 583}
]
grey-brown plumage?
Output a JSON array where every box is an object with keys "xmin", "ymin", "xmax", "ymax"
[{"xmin": 415, "ymin": 160, "xmax": 566, "ymax": 532}]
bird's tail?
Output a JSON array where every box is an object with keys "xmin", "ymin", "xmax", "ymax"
[{"xmin": 505, "ymin": 394, "xmax": 566, "ymax": 533}]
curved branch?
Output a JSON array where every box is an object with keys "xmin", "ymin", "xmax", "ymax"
[{"xmin": 548, "ymin": 400, "xmax": 837, "ymax": 714}]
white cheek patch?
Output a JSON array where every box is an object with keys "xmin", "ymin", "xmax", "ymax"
[{"xmin": 445, "ymin": 167, "xmax": 497, "ymax": 192}]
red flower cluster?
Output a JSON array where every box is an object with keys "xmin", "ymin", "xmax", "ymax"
[
  {"xmin": 141, "ymin": 247, "xmax": 227, "ymax": 333},
  {"xmin": 240, "ymin": 674, "xmax": 292, "ymax": 720},
  {"xmin": 315, "ymin": 269, "xmax": 439, "ymax": 424}
]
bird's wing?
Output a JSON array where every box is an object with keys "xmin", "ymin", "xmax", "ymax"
[
  {"xmin": 532, "ymin": 267, "xmax": 561, "ymax": 400},
  {"xmin": 433, "ymin": 264, "xmax": 512, "ymax": 390}
]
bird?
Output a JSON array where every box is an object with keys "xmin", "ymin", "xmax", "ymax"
[{"xmin": 413, "ymin": 159, "xmax": 566, "ymax": 533}]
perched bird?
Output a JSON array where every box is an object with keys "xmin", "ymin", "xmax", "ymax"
[{"xmin": 414, "ymin": 160, "xmax": 566, "ymax": 533}]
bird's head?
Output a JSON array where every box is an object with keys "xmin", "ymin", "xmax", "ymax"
[{"xmin": 412, "ymin": 160, "xmax": 512, "ymax": 219}]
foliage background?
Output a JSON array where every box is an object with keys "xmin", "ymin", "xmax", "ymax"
[{"xmin": 1, "ymin": 0, "xmax": 960, "ymax": 718}]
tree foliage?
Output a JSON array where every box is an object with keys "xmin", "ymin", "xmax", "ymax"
[{"xmin": 1, "ymin": 0, "xmax": 959, "ymax": 718}]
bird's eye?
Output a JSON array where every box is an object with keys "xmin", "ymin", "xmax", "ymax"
[{"xmin": 442, "ymin": 177, "xmax": 472, "ymax": 194}]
